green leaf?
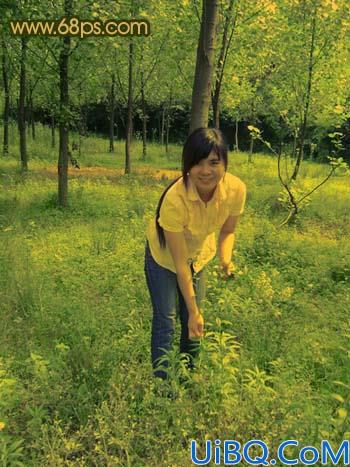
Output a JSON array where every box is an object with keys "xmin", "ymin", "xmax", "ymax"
[
  {"xmin": 337, "ymin": 408, "xmax": 347, "ymax": 419},
  {"xmin": 331, "ymin": 393, "xmax": 345, "ymax": 403}
]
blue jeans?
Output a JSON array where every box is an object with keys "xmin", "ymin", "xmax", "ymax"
[{"xmin": 144, "ymin": 241, "xmax": 206, "ymax": 379}]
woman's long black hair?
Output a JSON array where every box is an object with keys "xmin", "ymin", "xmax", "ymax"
[{"xmin": 155, "ymin": 127, "xmax": 228, "ymax": 248}]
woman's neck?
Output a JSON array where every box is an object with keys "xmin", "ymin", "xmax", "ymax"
[{"xmin": 197, "ymin": 187, "xmax": 216, "ymax": 203}]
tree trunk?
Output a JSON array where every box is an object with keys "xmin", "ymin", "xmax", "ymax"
[
  {"xmin": 51, "ymin": 115, "xmax": 55, "ymax": 148},
  {"xmin": 235, "ymin": 117, "xmax": 239, "ymax": 151},
  {"xmin": 26, "ymin": 96, "xmax": 31, "ymax": 137},
  {"xmin": 19, "ymin": 38, "xmax": 28, "ymax": 171},
  {"xmin": 58, "ymin": 2, "xmax": 71, "ymax": 207},
  {"xmin": 190, "ymin": 0, "xmax": 219, "ymax": 133},
  {"xmin": 248, "ymin": 135, "xmax": 254, "ymax": 163},
  {"xmin": 139, "ymin": 45, "xmax": 147, "ymax": 161},
  {"xmin": 292, "ymin": 5, "xmax": 317, "ymax": 180},
  {"xmin": 161, "ymin": 106, "xmax": 165, "ymax": 145},
  {"xmin": 109, "ymin": 72, "xmax": 115, "ymax": 153},
  {"xmin": 212, "ymin": 88, "xmax": 220, "ymax": 130},
  {"xmin": 2, "ymin": 38, "xmax": 9, "ymax": 156},
  {"xmin": 212, "ymin": 0, "xmax": 235, "ymax": 129},
  {"xmin": 142, "ymin": 111, "xmax": 147, "ymax": 160},
  {"xmin": 165, "ymin": 90, "xmax": 172, "ymax": 154},
  {"xmin": 125, "ymin": 39, "xmax": 133, "ymax": 174},
  {"xmin": 158, "ymin": 114, "xmax": 161, "ymax": 144},
  {"xmin": 30, "ymin": 96, "xmax": 35, "ymax": 140},
  {"xmin": 141, "ymin": 72, "xmax": 147, "ymax": 160},
  {"xmin": 292, "ymin": 130, "xmax": 297, "ymax": 158},
  {"xmin": 279, "ymin": 140, "xmax": 283, "ymax": 157},
  {"xmin": 165, "ymin": 110, "xmax": 170, "ymax": 154},
  {"xmin": 78, "ymin": 115, "xmax": 82, "ymax": 158}
]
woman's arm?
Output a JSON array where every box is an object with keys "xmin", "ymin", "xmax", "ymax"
[
  {"xmin": 218, "ymin": 215, "xmax": 240, "ymax": 276},
  {"xmin": 164, "ymin": 230, "xmax": 204, "ymax": 338}
]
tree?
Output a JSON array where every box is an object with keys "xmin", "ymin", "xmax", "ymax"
[
  {"xmin": 212, "ymin": 0, "xmax": 237, "ymax": 129},
  {"xmin": 190, "ymin": 0, "xmax": 220, "ymax": 133},
  {"xmin": 216, "ymin": 0, "xmax": 280, "ymax": 147},
  {"xmin": 125, "ymin": 38, "xmax": 133, "ymax": 175},
  {"xmin": 249, "ymin": 125, "xmax": 348, "ymax": 226},
  {"xmin": 108, "ymin": 54, "xmax": 116, "ymax": 153},
  {"xmin": 57, "ymin": 0, "xmax": 72, "ymax": 207},
  {"xmin": 1, "ymin": 36, "xmax": 10, "ymax": 156},
  {"xmin": 291, "ymin": 1, "xmax": 318, "ymax": 180},
  {"xmin": 18, "ymin": 37, "xmax": 28, "ymax": 171},
  {"xmin": 263, "ymin": 0, "xmax": 350, "ymax": 177}
]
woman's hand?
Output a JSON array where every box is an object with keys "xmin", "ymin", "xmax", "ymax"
[
  {"xmin": 188, "ymin": 311, "xmax": 204, "ymax": 338},
  {"xmin": 220, "ymin": 261, "xmax": 236, "ymax": 278}
]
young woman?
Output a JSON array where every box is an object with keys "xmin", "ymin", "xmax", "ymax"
[{"xmin": 144, "ymin": 128, "xmax": 246, "ymax": 379}]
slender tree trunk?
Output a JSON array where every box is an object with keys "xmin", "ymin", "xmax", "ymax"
[
  {"xmin": 212, "ymin": 0, "xmax": 235, "ymax": 129},
  {"xmin": 235, "ymin": 117, "xmax": 239, "ymax": 151},
  {"xmin": 142, "ymin": 109, "xmax": 147, "ymax": 160},
  {"xmin": 165, "ymin": 89, "xmax": 172, "ymax": 154},
  {"xmin": 109, "ymin": 72, "xmax": 115, "ymax": 153},
  {"xmin": 279, "ymin": 141, "xmax": 284, "ymax": 157},
  {"xmin": 51, "ymin": 115, "xmax": 55, "ymax": 148},
  {"xmin": 212, "ymin": 88, "xmax": 220, "ymax": 129},
  {"xmin": 309, "ymin": 142, "xmax": 315, "ymax": 160},
  {"xmin": 2, "ymin": 38, "xmax": 9, "ymax": 156},
  {"xmin": 292, "ymin": 5, "xmax": 317, "ymax": 180},
  {"xmin": 76, "ymin": 82, "xmax": 83, "ymax": 158},
  {"xmin": 19, "ymin": 38, "xmax": 28, "ymax": 171},
  {"xmin": 165, "ymin": 110, "xmax": 170, "ymax": 154},
  {"xmin": 141, "ymin": 72, "xmax": 147, "ymax": 160},
  {"xmin": 78, "ymin": 112, "xmax": 82, "ymax": 158},
  {"xmin": 125, "ymin": 39, "xmax": 133, "ymax": 174},
  {"xmin": 58, "ymin": 1, "xmax": 71, "ymax": 207},
  {"xmin": 140, "ymin": 45, "xmax": 147, "ymax": 160},
  {"xmin": 248, "ymin": 135, "xmax": 254, "ymax": 163},
  {"xmin": 161, "ymin": 106, "xmax": 165, "ymax": 145},
  {"xmin": 80, "ymin": 105, "xmax": 87, "ymax": 139},
  {"xmin": 26, "ymin": 96, "xmax": 31, "ymax": 137},
  {"xmin": 157, "ymin": 114, "xmax": 161, "ymax": 144},
  {"xmin": 248, "ymin": 101, "xmax": 256, "ymax": 164},
  {"xmin": 11, "ymin": 120, "xmax": 15, "ymax": 142},
  {"xmin": 190, "ymin": 0, "xmax": 219, "ymax": 133},
  {"xmin": 30, "ymin": 96, "xmax": 35, "ymax": 140},
  {"xmin": 292, "ymin": 130, "xmax": 297, "ymax": 158}
]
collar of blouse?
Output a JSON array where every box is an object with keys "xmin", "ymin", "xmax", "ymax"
[{"xmin": 186, "ymin": 175, "xmax": 228, "ymax": 205}]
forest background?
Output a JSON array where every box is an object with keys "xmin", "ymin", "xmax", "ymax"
[{"xmin": 0, "ymin": 0, "xmax": 350, "ymax": 465}]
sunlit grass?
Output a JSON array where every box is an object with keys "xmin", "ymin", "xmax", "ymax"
[{"xmin": 0, "ymin": 124, "xmax": 349, "ymax": 464}]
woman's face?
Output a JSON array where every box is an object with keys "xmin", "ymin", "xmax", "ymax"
[{"xmin": 189, "ymin": 151, "xmax": 225, "ymax": 194}]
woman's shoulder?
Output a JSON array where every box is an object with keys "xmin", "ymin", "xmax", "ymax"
[
  {"xmin": 158, "ymin": 177, "xmax": 187, "ymax": 225},
  {"xmin": 163, "ymin": 176, "xmax": 184, "ymax": 196},
  {"xmin": 223, "ymin": 172, "xmax": 246, "ymax": 192},
  {"xmin": 161, "ymin": 176, "xmax": 186, "ymax": 207}
]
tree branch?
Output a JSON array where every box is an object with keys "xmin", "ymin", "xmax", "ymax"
[
  {"xmin": 175, "ymin": 61, "xmax": 192, "ymax": 90},
  {"xmin": 134, "ymin": 32, "xmax": 170, "ymax": 102},
  {"xmin": 297, "ymin": 167, "xmax": 336, "ymax": 205},
  {"xmin": 115, "ymin": 65, "xmax": 127, "ymax": 105},
  {"xmin": 192, "ymin": 0, "xmax": 201, "ymax": 23},
  {"xmin": 38, "ymin": 37, "xmax": 60, "ymax": 65}
]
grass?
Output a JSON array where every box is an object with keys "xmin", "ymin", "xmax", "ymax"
[{"xmin": 0, "ymin": 124, "xmax": 350, "ymax": 465}]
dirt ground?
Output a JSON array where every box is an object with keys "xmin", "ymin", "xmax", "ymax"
[{"xmin": 36, "ymin": 166, "xmax": 181, "ymax": 181}]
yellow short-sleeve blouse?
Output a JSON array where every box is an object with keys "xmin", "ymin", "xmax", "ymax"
[{"xmin": 146, "ymin": 172, "xmax": 246, "ymax": 273}]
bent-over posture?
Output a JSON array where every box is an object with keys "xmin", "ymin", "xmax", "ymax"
[{"xmin": 144, "ymin": 128, "xmax": 246, "ymax": 379}]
